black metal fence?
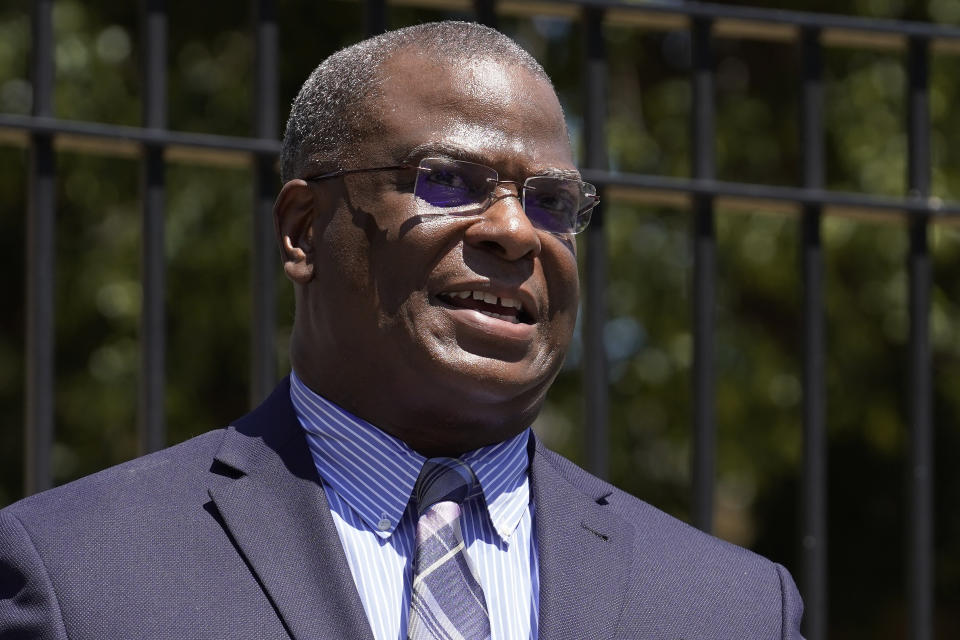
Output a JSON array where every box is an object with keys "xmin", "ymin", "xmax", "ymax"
[{"xmin": 4, "ymin": 1, "xmax": 960, "ymax": 638}]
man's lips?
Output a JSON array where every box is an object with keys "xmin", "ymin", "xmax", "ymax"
[{"xmin": 435, "ymin": 289, "xmax": 536, "ymax": 325}]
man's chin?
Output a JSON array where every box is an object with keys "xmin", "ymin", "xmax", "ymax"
[
  {"xmin": 423, "ymin": 346, "xmax": 556, "ymax": 407},
  {"xmin": 401, "ymin": 316, "xmax": 563, "ymax": 412}
]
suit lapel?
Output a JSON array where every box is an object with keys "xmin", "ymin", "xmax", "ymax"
[
  {"xmin": 532, "ymin": 439, "xmax": 635, "ymax": 640},
  {"xmin": 207, "ymin": 380, "xmax": 374, "ymax": 640}
]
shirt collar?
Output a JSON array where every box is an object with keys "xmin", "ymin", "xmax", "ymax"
[{"xmin": 289, "ymin": 370, "xmax": 530, "ymax": 543}]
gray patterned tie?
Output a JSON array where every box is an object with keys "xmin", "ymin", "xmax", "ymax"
[{"xmin": 408, "ymin": 457, "xmax": 491, "ymax": 640}]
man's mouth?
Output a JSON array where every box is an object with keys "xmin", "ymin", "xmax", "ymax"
[{"xmin": 436, "ymin": 290, "xmax": 535, "ymax": 325}]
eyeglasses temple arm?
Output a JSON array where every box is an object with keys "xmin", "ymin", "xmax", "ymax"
[{"xmin": 303, "ymin": 164, "xmax": 411, "ymax": 183}]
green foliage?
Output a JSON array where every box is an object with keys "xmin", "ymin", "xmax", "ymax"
[{"xmin": 2, "ymin": 0, "xmax": 959, "ymax": 636}]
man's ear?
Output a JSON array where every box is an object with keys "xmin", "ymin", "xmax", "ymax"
[{"xmin": 274, "ymin": 179, "xmax": 321, "ymax": 284}]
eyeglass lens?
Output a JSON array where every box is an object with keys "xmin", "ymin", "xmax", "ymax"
[{"xmin": 413, "ymin": 157, "xmax": 595, "ymax": 234}]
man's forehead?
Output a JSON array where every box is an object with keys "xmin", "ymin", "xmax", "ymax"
[
  {"xmin": 383, "ymin": 52, "xmax": 559, "ymax": 119},
  {"xmin": 447, "ymin": 57, "xmax": 524, "ymax": 100},
  {"xmin": 364, "ymin": 51, "xmax": 572, "ymax": 173}
]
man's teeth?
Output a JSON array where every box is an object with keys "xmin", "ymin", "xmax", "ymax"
[
  {"xmin": 479, "ymin": 310, "xmax": 520, "ymax": 323},
  {"xmin": 448, "ymin": 291, "xmax": 523, "ymax": 311}
]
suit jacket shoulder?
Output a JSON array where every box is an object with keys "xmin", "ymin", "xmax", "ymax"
[
  {"xmin": 0, "ymin": 428, "xmax": 291, "ymax": 640},
  {"xmin": 531, "ymin": 442, "xmax": 804, "ymax": 640},
  {"xmin": 0, "ymin": 380, "xmax": 372, "ymax": 640}
]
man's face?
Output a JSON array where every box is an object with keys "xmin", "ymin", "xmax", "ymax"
[{"xmin": 289, "ymin": 50, "xmax": 580, "ymax": 455}]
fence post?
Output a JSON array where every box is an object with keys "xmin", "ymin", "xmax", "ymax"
[
  {"xmin": 251, "ymin": 0, "xmax": 278, "ymax": 406},
  {"xmin": 583, "ymin": 6, "xmax": 609, "ymax": 480},
  {"xmin": 690, "ymin": 16, "xmax": 716, "ymax": 534},
  {"xmin": 139, "ymin": 0, "xmax": 168, "ymax": 455},
  {"xmin": 24, "ymin": 0, "xmax": 56, "ymax": 495},
  {"xmin": 366, "ymin": 0, "xmax": 387, "ymax": 36},
  {"xmin": 906, "ymin": 34, "xmax": 933, "ymax": 640},
  {"xmin": 473, "ymin": 0, "xmax": 497, "ymax": 28},
  {"xmin": 799, "ymin": 25, "xmax": 828, "ymax": 640}
]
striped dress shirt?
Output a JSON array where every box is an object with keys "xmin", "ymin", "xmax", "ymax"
[{"xmin": 289, "ymin": 371, "xmax": 539, "ymax": 640}]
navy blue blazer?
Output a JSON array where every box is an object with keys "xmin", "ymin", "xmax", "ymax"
[{"xmin": 0, "ymin": 379, "xmax": 803, "ymax": 639}]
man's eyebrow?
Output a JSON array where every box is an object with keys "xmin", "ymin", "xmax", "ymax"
[
  {"xmin": 537, "ymin": 167, "xmax": 582, "ymax": 181},
  {"xmin": 399, "ymin": 142, "xmax": 477, "ymax": 165},
  {"xmin": 398, "ymin": 143, "xmax": 583, "ymax": 181}
]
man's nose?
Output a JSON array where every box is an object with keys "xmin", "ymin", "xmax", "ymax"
[{"xmin": 462, "ymin": 189, "xmax": 541, "ymax": 262}]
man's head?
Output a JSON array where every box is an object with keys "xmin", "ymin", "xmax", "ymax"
[
  {"xmin": 279, "ymin": 22, "xmax": 555, "ymax": 182},
  {"xmin": 275, "ymin": 22, "xmax": 584, "ymax": 456}
]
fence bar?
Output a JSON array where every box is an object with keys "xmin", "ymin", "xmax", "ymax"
[
  {"xmin": 366, "ymin": 0, "xmax": 387, "ymax": 36},
  {"xmin": 139, "ymin": 0, "xmax": 167, "ymax": 454},
  {"xmin": 690, "ymin": 16, "xmax": 716, "ymax": 533},
  {"xmin": 557, "ymin": 0, "xmax": 960, "ymax": 41},
  {"xmin": 0, "ymin": 113, "xmax": 281, "ymax": 154},
  {"xmin": 474, "ymin": 0, "xmax": 498, "ymax": 28},
  {"xmin": 582, "ymin": 6, "xmax": 608, "ymax": 480},
  {"xmin": 251, "ymin": 0, "xmax": 278, "ymax": 406},
  {"xmin": 799, "ymin": 26, "xmax": 827, "ymax": 640},
  {"xmin": 906, "ymin": 35, "xmax": 933, "ymax": 640},
  {"xmin": 576, "ymin": 168, "xmax": 958, "ymax": 217},
  {"xmin": 24, "ymin": 0, "xmax": 55, "ymax": 495}
]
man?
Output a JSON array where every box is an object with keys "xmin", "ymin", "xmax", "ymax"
[{"xmin": 0, "ymin": 22, "xmax": 803, "ymax": 640}]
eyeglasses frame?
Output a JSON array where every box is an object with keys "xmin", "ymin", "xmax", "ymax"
[{"xmin": 302, "ymin": 157, "xmax": 599, "ymax": 235}]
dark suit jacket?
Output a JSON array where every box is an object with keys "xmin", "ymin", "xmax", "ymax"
[{"xmin": 0, "ymin": 379, "xmax": 803, "ymax": 639}]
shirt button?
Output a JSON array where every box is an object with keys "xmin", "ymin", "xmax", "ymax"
[{"xmin": 377, "ymin": 518, "xmax": 391, "ymax": 531}]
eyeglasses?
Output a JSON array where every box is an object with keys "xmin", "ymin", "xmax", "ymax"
[{"xmin": 305, "ymin": 156, "xmax": 599, "ymax": 235}]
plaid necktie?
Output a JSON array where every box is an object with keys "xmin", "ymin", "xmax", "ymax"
[{"xmin": 408, "ymin": 457, "xmax": 491, "ymax": 640}]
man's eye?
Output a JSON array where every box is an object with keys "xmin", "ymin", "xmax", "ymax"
[
  {"xmin": 428, "ymin": 170, "xmax": 468, "ymax": 191},
  {"xmin": 531, "ymin": 190, "xmax": 575, "ymax": 213}
]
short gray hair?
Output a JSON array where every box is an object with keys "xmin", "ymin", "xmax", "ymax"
[{"xmin": 280, "ymin": 21, "xmax": 553, "ymax": 183}]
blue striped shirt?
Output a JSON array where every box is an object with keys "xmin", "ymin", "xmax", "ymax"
[{"xmin": 290, "ymin": 371, "xmax": 539, "ymax": 640}]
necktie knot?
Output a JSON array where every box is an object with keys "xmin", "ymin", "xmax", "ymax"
[{"xmin": 413, "ymin": 457, "xmax": 480, "ymax": 517}]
